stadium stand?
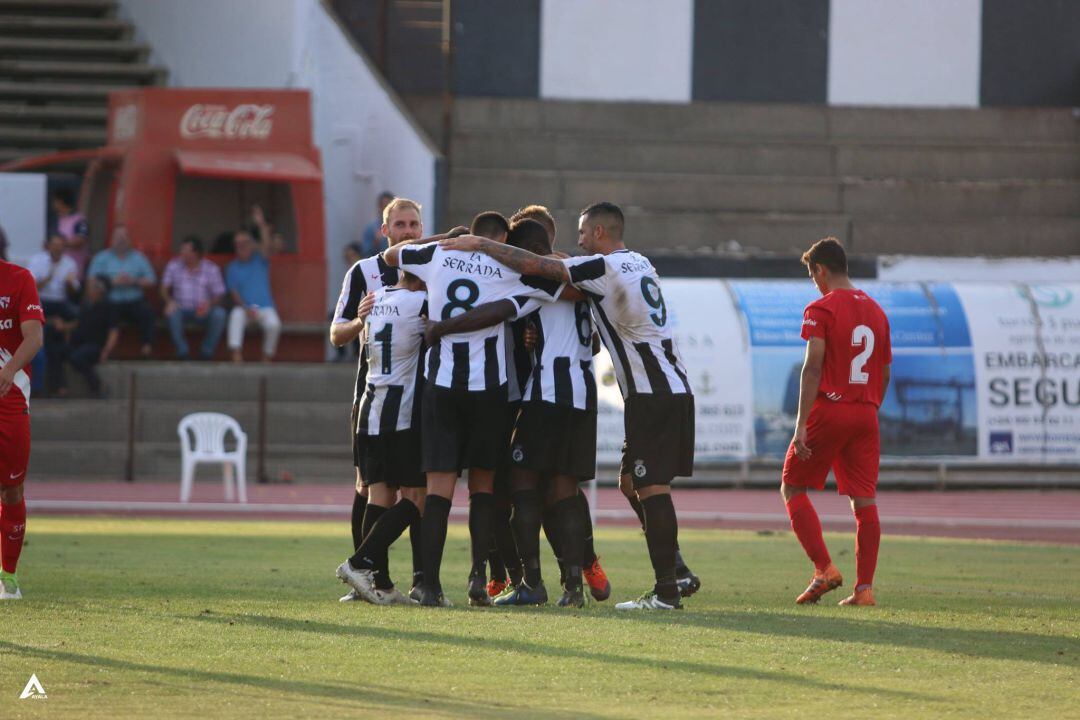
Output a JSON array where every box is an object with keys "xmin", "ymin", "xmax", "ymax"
[
  {"xmin": 0, "ymin": 0, "xmax": 167, "ymax": 166},
  {"xmin": 445, "ymin": 98, "xmax": 1080, "ymax": 257}
]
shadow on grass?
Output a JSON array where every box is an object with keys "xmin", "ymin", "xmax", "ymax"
[
  {"xmin": 619, "ymin": 610, "xmax": 1079, "ymax": 667},
  {"xmin": 186, "ymin": 612, "xmax": 942, "ymax": 702},
  {"xmin": 0, "ymin": 640, "xmax": 595, "ymax": 718}
]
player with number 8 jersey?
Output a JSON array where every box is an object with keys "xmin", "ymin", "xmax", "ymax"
[{"xmin": 781, "ymin": 237, "xmax": 892, "ymax": 608}]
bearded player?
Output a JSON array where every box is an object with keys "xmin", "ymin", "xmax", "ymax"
[
  {"xmin": 0, "ymin": 257, "xmax": 45, "ymax": 600},
  {"xmin": 782, "ymin": 237, "xmax": 891, "ymax": 607}
]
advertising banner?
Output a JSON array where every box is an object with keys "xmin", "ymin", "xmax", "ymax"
[
  {"xmin": 956, "ymin": 284, "xmax": 1080, "ymax": 462},
  {"xmin": 594, "ymin": 279, "xmax": 754, "ymax": 464},
  {"xmin": 0, "ymin": 173, "xmax": 47, "ymax": 267}
]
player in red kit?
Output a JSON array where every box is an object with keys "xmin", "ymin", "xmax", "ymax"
[
  {"xmin": 781, "ymin": 237, "xmax": 891, "ymax": 607},
  {"xmin": 0, "ymin": 259, "xmax": 45, "ymax": 600}
]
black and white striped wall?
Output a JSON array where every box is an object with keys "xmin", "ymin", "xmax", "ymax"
[{"xmin": 451, "ymin": 0, "xmax": 1080, "ymax": 107}]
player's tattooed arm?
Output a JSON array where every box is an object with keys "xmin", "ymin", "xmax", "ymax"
[
  {"xmin": 439, "ymin": 236, "xmax": 570, "ymax": 283},
  {"xmin": 791, "ymin": 337, "xmax": 826, "ymax": 460},
  {"xmin": 425, "ymin": 299, "xmax": 517, "ymax": 346},
  {"xmin": 329, "ymin": 292, "xmax": 376, "ymax": 347}
]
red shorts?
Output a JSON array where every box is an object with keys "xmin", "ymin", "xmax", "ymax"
[
  {"xmin": 0, "ymin": 411, "xmax": 30, "ymax": 487},
  {"xmin": 782, "ymin": 401, "xmax": 879, "ymax": 498}
]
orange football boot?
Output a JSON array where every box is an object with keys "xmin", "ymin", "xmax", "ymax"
[
  {"xmin": 583, "ymin": 557, "xmax": 611, "ymax": 601},
  {"xmin": 795, "ymin": 564, "xmax": 843, "ymax": 604},
  {"xmin": 838, "ymin": 587, "xmax": 876, "ymax": 606},
  {"xmin": 486, "ymin": 578, "xmax": 509, "ymax": 598}
]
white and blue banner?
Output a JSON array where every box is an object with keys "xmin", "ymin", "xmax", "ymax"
[{"xmin": 595, "ymin": 279, "xmax": 1079, "ymax": 465}]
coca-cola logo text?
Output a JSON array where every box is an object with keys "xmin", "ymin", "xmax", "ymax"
[{"xmin": 180, "ymin": 104, "xmax": 274, "ymax": 140}]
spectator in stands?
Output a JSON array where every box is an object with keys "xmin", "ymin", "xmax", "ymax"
[
  {"xmin": 51, "ymin": 275, "xmax": 118, "ymax": 399},
  {"xmin": 51, "ymin": 188, "xmax": 90, "ymax": 277},
  {"xmin": 29, "ymin": 235, "xmax": 82, "ymax": 395},
  {"xmin": 226, "ymin": 229, "xmax": 281, "ymax": 363},
  {"xmin": 87, "ymin": 225, "xmax": 157, "ymax": 359},
  {"xmin": 333, "ymin": 242, "xmax": 364, "ymax": 362},
  {"xmin": 162, "ymin": 236, "xmax": 226, "ymax": 360},
  {"xmin": 360, "ymin": 191, "xmax": 394, "ymax": 257}
]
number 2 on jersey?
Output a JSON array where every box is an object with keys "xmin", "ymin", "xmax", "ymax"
[
  {"xmin": 849, "ymin": 325, "xmax": 875, "ymax": 384},
  {"xmin": 372, "ymin": 324, "xmax": 393, "ymax": 374}
]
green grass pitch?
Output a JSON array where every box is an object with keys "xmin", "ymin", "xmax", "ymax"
[{"xmin": 0, "ymin": 517, "xmax": 1076, "ymax": 719}]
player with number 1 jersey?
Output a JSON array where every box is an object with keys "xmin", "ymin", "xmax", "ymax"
[{"xmin": 781, "ymin": 237, "xmax": 891, "ymax": 607}]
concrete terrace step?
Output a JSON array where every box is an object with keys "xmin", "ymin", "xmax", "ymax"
[
  {"xmin": 452, "ymin": 130, "xmax": 1080, "ymax": 181},
  {"xmin": 0, "ymin": 102, "xmax": 107, "ymax": 124},
  {"xmin": 0, "ymin": 0, "xmax": 116, "ymax": 16},
  {"xmin": 28, "ymin": 440, "xmax": 354, "ymax": 482},
  {"xmin": 0, "ymin": 37, "xmax": 148, "ymax": 61},
  {"xmin": 0, "ymin": 123, "xmax": 106, "ymax": 146},
  {"xmin": 849, "ymin": 217, "xmax": 1080, "ymax": 256},
  {"xmin": 453, "ymin": 98, "xmax": 1080, "ymax": 144},
  {"xmin": 32, "ymin": 398, "xmax": 356, "ymax": 445},
  {"xmin": 95, "ymin": 362, "xmax": 359, "ymax": 403},
  {"xmin": 0, "ymin": 80, "xmax": 124, "ymax": 102},
  {"xmin": 0, "ymin": 14, "xmax": 131, "ymax": 38},
  {"xmin": 0, "ymin": 59, "xmax": 165, "ymax": 85},
  {"xmin": 449, "ymin": 168, "xmax": 1080, "ymax": 218}
]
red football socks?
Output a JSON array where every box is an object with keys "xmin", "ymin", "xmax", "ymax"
[
  {"xmin": 1, "ymin": 499, "xmax": 26, "ymax": 573},
  {"xmin": 785, "ymin": 493, "xmax": 832, "ymax": 572},
  {"xmin": 854, "ymin": 504, "xmax": 880, "ymax": 589}
]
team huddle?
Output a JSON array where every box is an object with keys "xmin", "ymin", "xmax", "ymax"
[{"xmin": 329, "ymin": 197, "xmax": 891, "ymax": 610}]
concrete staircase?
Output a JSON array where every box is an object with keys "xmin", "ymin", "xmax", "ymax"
[
  {"xmin": 0, "ymin": 0, "xmax": 167, "ymax": 166},
  {"xmin": 447, "ymin": 98, "xmax": 1080, "ymax": 257},
  {"xmin": 29, "ymin": 362, "xmax": 358, "ymax": 483}
]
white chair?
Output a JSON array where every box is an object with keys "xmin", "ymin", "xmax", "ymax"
[{"xmin": 177, "ymin": 412, "xmax": 248, "ymax": 504}]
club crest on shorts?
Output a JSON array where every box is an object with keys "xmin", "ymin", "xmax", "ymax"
[
  {"xmin": 633, "ymin": 459, "xmax": 647, "ymax": 478},
  {"xmin": 511, "ymin": 445, "xmax": 525, "ymax": 463}
]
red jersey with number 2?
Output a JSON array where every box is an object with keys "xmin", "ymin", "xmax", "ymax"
[
  {"xmin": 0, "ymin": 261, "xmax": 45, "ymax": 414},
  {"xmin": 800, "ymin": 288, "xmax": 891, "ymax": 407}
]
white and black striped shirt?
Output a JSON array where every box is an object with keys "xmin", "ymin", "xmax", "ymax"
[
  {"xmin": 562, "ymin": 251, "xmax": 691, "ymax": 398},
  {"xmin": 332, "ymin": 253, "xmax": 399, "ymax": 402},
  {"xmin": 518, "ymin": 298, "xmax": 597, "ymax": 411},
  {"xmin": 356, "ymin": 287, "xmax": 427, "ymax": 435},
  {"xmin": 400, "ymin": 242, "xmax": 563, "ymax": 391}
]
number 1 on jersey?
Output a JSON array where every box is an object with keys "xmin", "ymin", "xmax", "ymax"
[
  {"xmin": 373, "ymin": 324, "xmax": 393, "ymax": 374},
  {"xmin": 850, "ymin": 325, "xmax": 874, "ymax": 384}
]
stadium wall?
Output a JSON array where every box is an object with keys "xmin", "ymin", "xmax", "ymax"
[
  {"xmin": 448, "ymin": 0, "xmax": 1080, "ymax": 107},
  {"xmin": 0, "ymin": 173, "xmax": 46, "ymax": 267},
  {"xmin": 116, "ymin": 0, "xmax": 440, "ymax": 312}
]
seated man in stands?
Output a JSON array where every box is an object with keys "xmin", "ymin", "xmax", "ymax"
[
  {"xmin": 225, "ymin": 229, "xmax": 281, "ymax": 363},
  {"xmin": 29, "ymin": 235, "xmax": 81, "ymax": 396},
  {"xmin": 161, "ymin": 236, "xmax": 227, "ymax": 360},
  {"xmin": 52, "ymin": 275, "xmax": 119, "ymax": 399},
  {"xmin": 86, "ymin": 225, "xmax": 157, "ymax": 359}
]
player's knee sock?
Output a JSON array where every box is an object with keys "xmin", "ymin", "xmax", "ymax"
[
  {"xmin": 0, "ymin": 499, "xmax": 26, "ymax": 574},
  {"xmin": 854, "ymin": 504, "xmax": 880, "ymax": 589},
  {"xmin": 361, "ymin": 503, "xmax": 387, "ymax": 547},
  {"xmin": 627, "ymin": 493, "xmax": 646, "ymax": 531},
  {"xmin": 467, "ymin": 492, "xmax": 495, "ymax": 580},
  {"xmin": 422, "ymin": 495, "xmax": 452, "ymax": 592},
  {"xmin": 350, "ymin": 499, "xmax": 419, "ymax": 589},
  {"xmin": 541, "ymin": 505, "xmax": 565, "ymax": 583},
  {"xmin": 488, "ymin": 533, "xmax": 506, "ymax": 584},
  {"xmin": 511, "ymin": 488, "xmax": 543, "ymax": 587},
  {"xmin": 641, "ymin": 494, "xmax": 679, "ymax": 601},
  {"xmin": 578, "ymin": 493, "xmax": 598, "ymax": 566},
  {"xmin": 785, "ymin": 494, "xmax": 832, "ymax": 572},
  {"xmin": 552, "ymin": 496, "xmax": 584, "ymax": 591},
  {"xmin": 350, "ymin": 491, "xmax": 368, "ymax": 551},
  {"xmin": 408, "ymin": 514, "xmax": 423, "ymax": 583},
  {"xmin": 492, "ymin": 498, "xmax": 522, "ymax": 585}
]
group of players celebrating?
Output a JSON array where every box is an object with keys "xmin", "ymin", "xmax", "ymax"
[
  {"xmin": 331, "ymin": 199, "xmax": 701, "ymax": 609},
  {"xmin": 329, "ymin": 194, "xmax": 891, "ymax": 611}
]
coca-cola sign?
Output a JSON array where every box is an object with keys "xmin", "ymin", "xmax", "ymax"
[{"xmin": 179, "ymin": 103, "xmax": 274, "ymax": 141}]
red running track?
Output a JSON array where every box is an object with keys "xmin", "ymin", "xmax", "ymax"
[{"xmin": 24, "ymin": 481, "xmax": 1080, "ymax": 544}]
